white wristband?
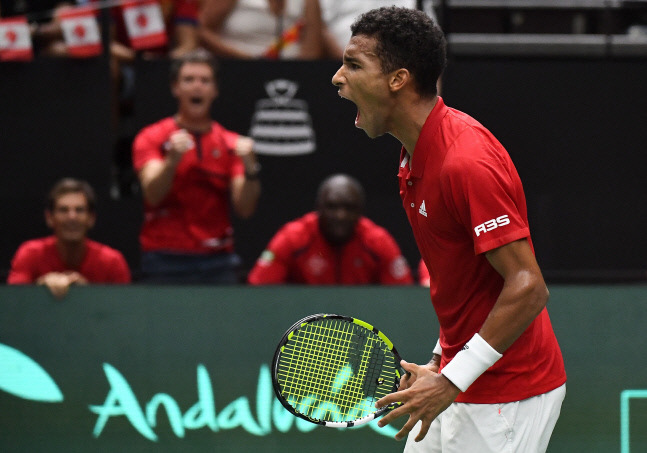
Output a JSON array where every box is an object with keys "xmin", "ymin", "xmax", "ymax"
[
  {"xmin": 432, "ymin": 339, "xmax": 442, "ymax": 356},
  {"xmin": 440, "ymin": 333, "xmax": 502, "ymax": 392}
]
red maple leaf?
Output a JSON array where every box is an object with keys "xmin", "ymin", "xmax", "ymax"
[
  {"xmin": 74, "ymin": 24, "xmax": 86, "ymax": 39},
  {"xmin": 136, "ymin": 13, "xmax": 148, "ymax": 28},
  {"xmin": 6, "ymin": 29, "xmax": 17, "ymax": 44}
]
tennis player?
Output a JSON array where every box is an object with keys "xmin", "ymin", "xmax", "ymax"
[{"xmin": 332, "ymin": 7, "xmax": 566, "ymax": 453}]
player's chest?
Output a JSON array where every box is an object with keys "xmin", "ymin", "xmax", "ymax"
[{"xmin": 399, "ymin": 174, "xmax": 465, "ymax": 246}]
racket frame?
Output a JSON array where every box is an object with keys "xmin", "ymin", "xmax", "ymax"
[{"xmin": 271, "ymin": 313, "xmax": 405, "ymax": 428}]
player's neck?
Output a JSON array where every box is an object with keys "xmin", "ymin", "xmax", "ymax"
[
  {"xmin": 392, "ymin": 95, "xmax": 438, "ymax": 158},
  {"xmin": 56, "ymin": 239, "xmax": 87, "ymax": 268}
]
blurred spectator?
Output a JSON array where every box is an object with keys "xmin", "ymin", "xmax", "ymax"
[
  {"xmin": 111, "ymin": 0, "xmax": 201, "ymax": 58},
  {"xmin": 16, "ymin": 0, "xmax": 198, "ymax": 58},
  {"xmin": 248, "ymin": 174, "xmax": 413, "ymax": 285},
  {"xmin": 198, "ymin": 0, "xmax": 325, "ymax": 59},
  {"xmin": 132, "ymin": 48, "xmax": 261, "ymax": 284},
  {"xmin": 7, "ymin": 178, "xmax": 131, "ymax": 299},
  {"xmin": 319, "ymin": 0, "xmax": 420, "ymax": 59}
]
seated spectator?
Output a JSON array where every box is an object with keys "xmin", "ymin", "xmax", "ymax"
[
  {"xmin": 198, "ymin": 0, "xmax": 325, "ymax": 59},
  {"xmin": 25, "ymin": 0, "xmax": 198, "ymax": 58},
  {"xmin": 7, "ymin": 178, "xmax": 131, "ymax": 299},
  {"xmin": 248, "ymin": 174, "xmax": 413, "ymax": 285}
]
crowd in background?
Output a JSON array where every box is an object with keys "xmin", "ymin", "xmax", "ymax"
[{"xmin": 2, "ymin": 1, "xmax": 433, "ymax": 297}]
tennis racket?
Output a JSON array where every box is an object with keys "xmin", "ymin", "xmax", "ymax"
[{"xmin": 271, "ymin": 313, "xmax": 405, "ymax": 428}]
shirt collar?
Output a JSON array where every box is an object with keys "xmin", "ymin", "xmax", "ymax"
[{"xmin": 406, "ymin": 96, "xmax": 448, "ymax": 178}]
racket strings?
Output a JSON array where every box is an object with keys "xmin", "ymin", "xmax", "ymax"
[
  {"xmin": 280, "ymin": 320, "xmax": 359, "ymax": 413},
  {"xmin": 276, "ymin": 318, "xmax": 397, "ymax": 422}
]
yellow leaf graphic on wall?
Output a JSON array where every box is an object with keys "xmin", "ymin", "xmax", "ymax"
[{"xmin": 0, "ymin": 343, "xmax": 63, "ymax": 402}]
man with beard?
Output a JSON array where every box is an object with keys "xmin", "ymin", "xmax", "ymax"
[
  {"xmin": 248, "ymin": 173, "xmax": 412, "ymax": 285},
  {"xmin": 7, "ymin": 178, "xmax": 131, "ymax": 298}
]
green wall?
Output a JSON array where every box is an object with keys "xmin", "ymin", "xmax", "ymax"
[{"xmin": 1, "ymin": 285, "xmax": 646, "ymax": 452}]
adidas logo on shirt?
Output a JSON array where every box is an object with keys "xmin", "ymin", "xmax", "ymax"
[{"xmin": 419, "ymin": 200, "xmax": 427, "ymax": 217}]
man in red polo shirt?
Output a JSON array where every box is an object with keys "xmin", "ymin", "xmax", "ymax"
[
  {"xmin": 248, "ymin": 174, "xmax": 413, "ymax": 285},
  {"xmin": 332, "ymin": 7, "xmax": 565, "ymax": 453},
  {"xmin": 7, "ymin": 178, "xmax": 131, "ymax": 299},
  {"xmin": 132, "ymin": 48, "xmax": 261, "ymax": 283}
]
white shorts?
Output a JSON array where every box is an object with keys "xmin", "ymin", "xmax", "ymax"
[{"xmin": 403, "ymin": 384, "xmax": 566, "ymax": 453}]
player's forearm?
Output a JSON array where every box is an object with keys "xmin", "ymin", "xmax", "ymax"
[{"xmin": 479, "ymin": 272, "xmax": 549, "ymax": 353}]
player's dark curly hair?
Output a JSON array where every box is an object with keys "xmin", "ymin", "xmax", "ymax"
[{"xmin": 350, "ymin": 7, "xmax": 446, "ymax": 97}]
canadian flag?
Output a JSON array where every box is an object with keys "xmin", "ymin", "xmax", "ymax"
[
  {"xmin": 59, "ymin": 6, "xmax": 102, "ymax": 57},
  {"xmin": 0, "ymin": 17, "xmax": 34, "ymax": 61},
  {"xmin": 122, "ymin": 1, "xmax": 167, "ymax": 50}
]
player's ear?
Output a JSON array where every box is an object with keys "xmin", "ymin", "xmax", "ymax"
[{"xmin": 389, "ymin": 68, "xmax": 410, "ymax": 93}]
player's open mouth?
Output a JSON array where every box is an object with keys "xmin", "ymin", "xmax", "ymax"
[
  {"xmin": 190, "ymin": 96, "xmax": 203, "ymax": 105},
  {"xmin": 337, "ymin": 92, "xmax": 362, "ymax": 128}
]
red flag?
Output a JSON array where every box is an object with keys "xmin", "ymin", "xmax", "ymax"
[
  {"xmin": 122, "ymin": 1, "xmax": 167, "ymax": 50},
  {"xmin": 59, "ymin": 6, "xmax": 102, "ymax": 57},
  {"xmin": 0, "ymin": 17, "xmax": 34, "ymax": 61}
]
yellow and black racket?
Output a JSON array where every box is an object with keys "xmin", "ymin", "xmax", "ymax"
[{"xmin": 271, "ymin": 313, "xmax": 405, "ymax": 428}]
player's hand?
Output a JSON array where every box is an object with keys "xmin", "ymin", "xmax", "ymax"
[
  {"xmin": 398, "ymin": 359, "xmax": 439, "ymax": 391},
  {"xmin": 375, "ymin": 359, "xmax": 460, "ymax": 442},
  {"xmin": 166, "ymin": 129, "xmax": 195, "ymax": 161}
]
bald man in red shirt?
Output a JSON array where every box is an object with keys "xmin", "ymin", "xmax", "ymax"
[{"xmin": 248, "ymin": 174, "xmax": 413, "ymax": 285}]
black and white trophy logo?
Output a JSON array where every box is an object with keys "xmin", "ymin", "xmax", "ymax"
[{"xmin": 249, "ymin": 79, "xmax": 316, "ymax": 156}]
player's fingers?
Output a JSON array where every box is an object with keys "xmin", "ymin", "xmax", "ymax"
[
  {"xmin": 399, "ymin": 372, "xmax": 414, "ymax": 390},
  {"xmin": 394, "ymin": 415, "xmax": 419, "ymax": 441},
  {"xmin": 414, "ymin": 419, "xmax": 432, "ymax": 442},
  {"xmin": 400, "ymin": 359, "xmax": 420, "ymax": 376},
  {"xmin": 376, "ymin": 388, "xmax": 408, "ymax": 409},
  {"xmin": 376, "ymin": 400, "xmax": 410, "ymax": 427}
]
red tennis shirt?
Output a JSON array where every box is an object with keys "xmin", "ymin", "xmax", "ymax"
[
  {"xmin": 7, "ymin": 236, "xmax": 131, "ymax": 284},
  {"xmin": 398, "ymin": 97, "xmax": 566, "ymax": 403},
  {"xmin": 247, "ymin": 212, "xmax": 413, "ymax": 285},
  {"xmin": 132, "ymin": 117, "xmax": 245, "ymax": 254}
]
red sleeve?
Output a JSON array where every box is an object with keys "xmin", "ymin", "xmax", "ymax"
[
  {"xmin": 132, "ymin": 123, "xmax": 166, "ymax": 172},
  {"xmin": 247, "ymin": 223, "xmax": 299, "ymax": 284},
  {"xmin": 441, "ymin": 134, "xmax": 530, "ymax": 255},
  {"xmin": 364, "ymin": 224, "xmax": 413, "ymax": 285},
  {"xmin": 7, "ymin": 243, "xmax": 37, "ymax": 284},
  {"xmin": 107, "ymin": 251, "xmax": 132, "ymax": 283}
]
